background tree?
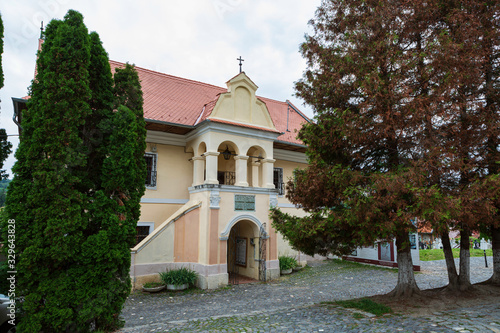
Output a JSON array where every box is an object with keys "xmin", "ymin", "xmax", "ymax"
[
  {"xmin": 0, "ymin": 179, "xmax": 10, "ymax": 207},
  {"xmin": 3, "ymin": 10, "xmax": 146, "ymax": 332},
  {"xmin": 274, "ymin": 0, "xmax": 499, "ymax": 297},
  {"xmin": 273, "ymin": 0, "xmax": 432, "ymax": 297},
  {"xmin": 416, "ymin": 0, "xmax": 500, "ymax": 290},
  {"xmin": 478, "ymin": 0, "xmax": 500, "ymax": 286},
  {"xmin": 0, "ymin": 14, "xmax": 13, "ymax": 180}
]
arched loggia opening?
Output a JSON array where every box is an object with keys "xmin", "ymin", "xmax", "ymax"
[
  {"xmin": 226, "ymin": 218, "xmax": 268, "ymax": 285},
  {"xmin": 246, "ymin": 146, "xmax": 266, "ymax": 188},
  {"xmin": 189, "ymin": 142, "xmax": 207, "ymax": 186},
  {"xmin": 217, "ymin": 141, "xmax": 238, "ymax": 185},
  {"xmin": 227, "ymin": 220, "xmax": 258, "ymax": 284}
]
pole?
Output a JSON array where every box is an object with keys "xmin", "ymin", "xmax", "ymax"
[{"xmin": 484, "ymin": 249, "xmax": 488, "ymax": 268}]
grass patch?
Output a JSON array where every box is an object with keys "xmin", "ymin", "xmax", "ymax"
[
  {"xmin": 420, "ymin": 248, "xmax": 493, "ymax": 261},
  {"xmin": 215, "ymin": 285, "xmax": 233, "ymax": 292},
  {"xmin": 352, "ymin": 312, "xmax": 364, "ymax": 319},
  {"xmin": 329, "ymin": 259, "xmax": 397, "ymax": 272},
  {"xmin": 334, "ymin": 298, "xmax": 393, "ymax": 316},
  {"xmin": 298, "ymin": 264, "xmax": 312, "ymax": 271}
]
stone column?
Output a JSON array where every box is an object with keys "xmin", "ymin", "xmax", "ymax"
[
  {"xmin": 234, "ymin": 155, "xmax": 249, "ymax": 187},
  {"xmin": 192, "ymin": 156, "xmax": 205, "ymax": 186},
  {"xmin": 204, "ymin": 151, "xmax": 220, "ymax": 184},
  {"xmin": 261, "ymin": 158, "xmax": 276, "ymax": 189},
  {"xmin": 251, "ymin": 161, "xmax": 260, "ymax": 187}
]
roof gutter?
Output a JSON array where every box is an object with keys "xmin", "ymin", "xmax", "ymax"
[
  {"xmin": 12, "ymin": 97, "xmax": 25, "ymax": 131},
  {"xmin": 145, "ymin": 118, "xmax": 196, "ymax": 129},
  {"xmin": 274, "ymin": 140, "xmax": 307, "ymax": 149}
]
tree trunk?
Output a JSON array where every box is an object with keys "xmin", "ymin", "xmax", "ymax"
[
  {"xmin": 458, "ymin": 229, "xmax": 472, "ymax": 290},
  {"xmin": 486, "ymin": 226, "xmax": 500, "ymax": 285},
  {"xmin": 441, "ymin": 232, "xmax": 459, "ymax": 290},
  {"xmin": 388, "ymin": 231, "xmax": 420, "ymax": 297}
]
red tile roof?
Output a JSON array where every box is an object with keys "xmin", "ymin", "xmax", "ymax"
[
  {"xmin": 110, "ymin": 61, "xmax": 225, "ymax": 126},
  {"xmin": 418, "ymin": 225, "xmax": 433, "ymax": 234},
  {"xmin": 109, "ymin": 61, "xmax": 309, "ymax": 146}
]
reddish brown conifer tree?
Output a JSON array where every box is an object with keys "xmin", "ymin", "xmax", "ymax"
[
  {"xmin": 273, "ymin": 0, "xmax": 499, "ymax": 297},
  {"xmin": 274, "ymin": 0, "xmax": 433, "ymax": 297}
]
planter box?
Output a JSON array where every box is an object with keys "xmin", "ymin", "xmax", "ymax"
[
  {"xmin": 167, "ymin": 283, "xmax": 189, "ymax": 291},
  {"xmin": 142, "ymin": 285, "xmax": 165, "ymax": 293},
  {"xmin": 293, "ymin": 266, "xmax": 303, "ymax": 272},
  {"xmin": 281, "ymin": 268, "xmax": 292, "ymax": 275}
]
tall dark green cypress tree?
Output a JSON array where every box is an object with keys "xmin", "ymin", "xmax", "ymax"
[
  {"xmin": 86, "ymin": 63, "xmax": 146, "ymax": 330},
  {"xmin": 6, "ymin": 10, "xmax": 92, "ymax": 332},
  {"xmin": 109, "ymin": 63, "xmax": 147, "ymax": 228},
  {"xmin": 0, "ymin": 13, "xmax": 12, "ymax": 180},
  {"xmin": 84, "ymin": 31, "xmax": 115, "ymax": 192},
  {"xmin": 4, "ymin": 10, "xmax": 146, "ymax": 332}
]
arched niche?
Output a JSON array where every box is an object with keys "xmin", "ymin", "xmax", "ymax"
[
  {"xmin": 190, "ymin": 141, "xmax": 207, "ymax": 186},
  {"xmin": 197, "ymin": 142, "xmax": 207, "ymax": 156},
  {"xmin": 216, "ymin": 141, "xmax": 239, "ymax": 185},
  {"xmin": 246, "ymin": 146, "xmax": 266, "ymax": 188},
  {"xmin": 234, "ymin": 86, "xmax": 251, "ymax": 123}
]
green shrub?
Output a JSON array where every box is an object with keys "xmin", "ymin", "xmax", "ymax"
[
  {"xmin": 0, "ymin": 262, "xmax": 8, "ymax": 295},
  {"xmin": 160, "ymin": 268, "xmax": 198, "ymax": 286},
  {"xmin": 279, "ymin": 255, "xmax": 298, "ymax": 271}
]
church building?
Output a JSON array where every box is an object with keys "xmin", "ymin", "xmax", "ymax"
[
  {"xmin": 12, "ymin": 59, "xmax": 420, "ymax": 290},
  {"xmin": 110, "ymin": 61, "xmax": 312, "ymax": 289}
]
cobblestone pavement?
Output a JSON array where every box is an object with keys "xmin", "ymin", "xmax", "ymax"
[{"xmin": 119, "ymin": 257, "xmax": 499, "ymax": 332}]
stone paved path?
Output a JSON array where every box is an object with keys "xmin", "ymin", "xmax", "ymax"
[{"xmin": 118, "ymin": 257, "xmax": 500, "ymax": 332}]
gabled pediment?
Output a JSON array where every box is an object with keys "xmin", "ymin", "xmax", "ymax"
[{"xmin": 208, "ymin": 72, "xmax": 277, "ymax": 131}]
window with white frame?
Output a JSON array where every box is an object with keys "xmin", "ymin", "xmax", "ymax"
[
  {"xmin": 144, "ymin": 153, "xmax": 157, "ymax": 188},
  {"xmin": 273, "ymin": 167, "xmax": 284, "ymax": 196},
  {"xmin": 135, "ymin": 222, "xmax": 154, "ymax": 246}
]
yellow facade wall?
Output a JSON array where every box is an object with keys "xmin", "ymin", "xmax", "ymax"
[
  {"xmin": 142, "ymin": 144, "xmax": 193, "ymax": 199},
  {"xmin": 139, "ymin": 144, "xmax": 192, "ymax": 228},
  {"xmin": 140, "ymin": 203, "xmax": 183, "ymax": 229},
  {"xmin": 134, "ymin": 222, "xmax": 175, "ymax": 265},
  {"xmin": 274, "ymin": 159, "xmax": 308, "ymax": 203},
  {"xmin": 273, "ymin": 159, "xmax": 309, "ymax": 260}
]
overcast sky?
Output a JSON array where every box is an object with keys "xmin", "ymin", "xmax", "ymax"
[{"xmin": 0, "ymin": 0, "xmax": 322, "ymax": 176}]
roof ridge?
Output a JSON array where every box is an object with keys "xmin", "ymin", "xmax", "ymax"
[
  {"xmin": 109, "ymin": 60, "xmax": 302, "ymax": 108},
  {"xmin": 109, "ymin": 60, "xmax": 226, "ymax": 92},
  {"xmin": 109, "ymin": 60, "xmax": 307, "ymax": 112}
]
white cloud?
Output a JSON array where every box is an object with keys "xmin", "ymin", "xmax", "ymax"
[{"xmin": 0, "ymin": 0, "xmax": 322, "ymax": 175}]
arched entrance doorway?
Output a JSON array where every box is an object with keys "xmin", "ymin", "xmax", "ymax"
[{"xmin": 227, "ymin": 220, "xmax": 267, "ymax": 285}]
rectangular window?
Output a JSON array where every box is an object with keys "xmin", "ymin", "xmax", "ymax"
[
  {"xmin": 217, "ymin": 171, "xmax": 235, "ymax": 185},
  {"xmin": 235, "ymin": 237, "xmax": 247, "ymax": 267},
  {"xmin": 410, "ymin": 234, "xmax": 417, "ymax": 250},
  {"xmin": 135, "ymin": 222, "xmax": 154, "ymax": 246},
  {"xmin": 144, "ymin": 153, "xmax": 157, "ymax": 188},
  {"xmin": 273, "ymin": 167, "xmax": 284, "ymax": 196},
  {"xmin": 235, "ymin": 195, "xmax": 255, "ymax": 211}
]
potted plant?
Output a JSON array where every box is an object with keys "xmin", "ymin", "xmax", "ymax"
[
  {"xmin": 160, "ymin": 267, "xmax": 198, "ymax": 290},
  {"xmin": 279, "ymin": 256, "xmax": 298, "ymax": 275},
  {"xmin": 142, "ymin": 282, "xmax": 165, "ymax": 293},
  {"xmin": 293, "ymin": 264, "xmax": 304, "ymax": 272}
]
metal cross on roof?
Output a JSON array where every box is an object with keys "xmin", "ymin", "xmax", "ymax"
[{"xmin": 237, "ymin": 56, "xmax": 244, "ymax": 73}]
